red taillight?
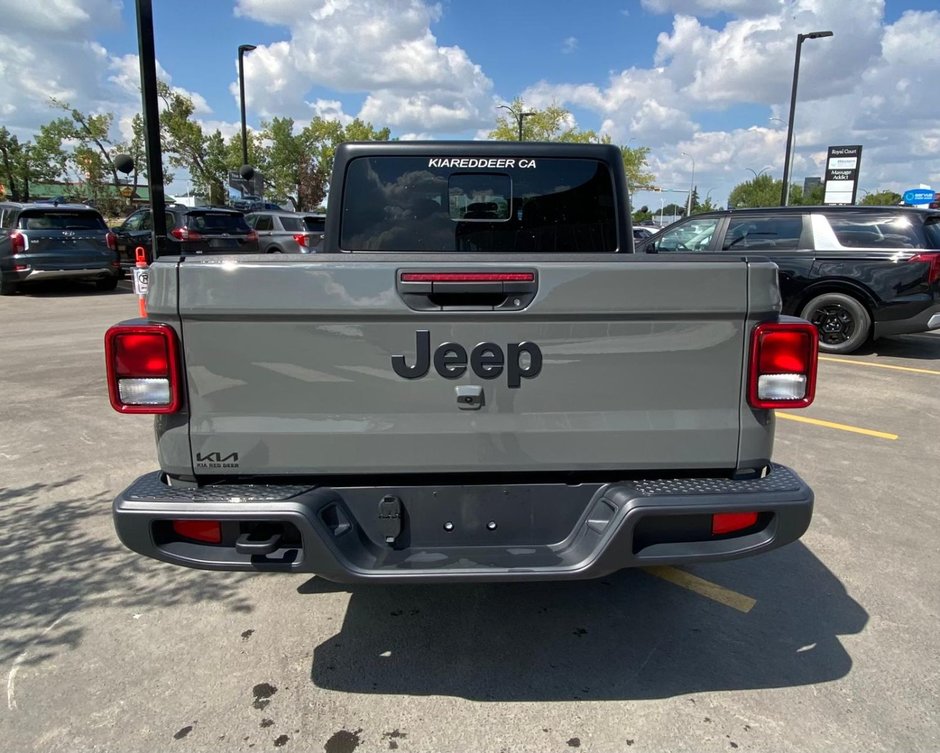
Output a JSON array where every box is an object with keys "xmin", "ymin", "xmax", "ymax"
[
  {"xmin": 171, "ymin": 520, "xmax": 221, "ymax": 544},
  {"xmin": 170, "ymin": 227, "xmax": 202, "ymax": 241},
  {"xmin": 105, "ymin": 324, "xmax": 181, "ymax": 414},
  {"xmin": 245, "ymin": 230, "xmax": 258, "ymax": 243},
  {"xmin": 10, "ymin": 231, "xmax": 26, "ymax": 254},
  {"xmin": 106, "ymin": 231, "xmax": 117, "ymax": 252},
  {"xmin": 748, "ymin": 321, "xmax": 818, "ymax": 410},
  {"xmin": 712, "ymin": 512, "xmax": 759, "ymax": 536},
  {"xmin": 401, "ymin": 272, "xmax": 535, "ymax": 282},
  {"xmin": 293, "ymin": 233, "xmax": 308, "ymax": 247},
  {"xmin": 909, "ymin": 253, "xmax": 940, "ymax": 285}
]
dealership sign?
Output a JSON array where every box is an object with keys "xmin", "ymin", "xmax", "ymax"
[
  {"xmin": 823, "ymin": 145, "xmax": 863, "ymax": 205},
  {"xmin": 902, "ymin": 188, "xmax": 935, "ymax": 206}
]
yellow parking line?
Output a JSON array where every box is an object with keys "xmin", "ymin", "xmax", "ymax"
[
  {"xmin": 644, "ymin": 566, "xmax": 756, "ymax": 614},
  {"xmin": 776, "ymin": 411, "xmax": 898, "ymax": 440},
  {"xmin": 819, "ymin": 356, "xmax": 940, "ymax": 376}
]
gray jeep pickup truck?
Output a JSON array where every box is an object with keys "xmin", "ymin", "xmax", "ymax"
[{"xmin": 106, "ymin": 142, "xmax": 818, "ymax": 582}]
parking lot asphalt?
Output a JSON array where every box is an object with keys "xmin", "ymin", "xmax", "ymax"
[{"xmin": 1, "ymin": 280, "xmax": 938, "ymax": 753}]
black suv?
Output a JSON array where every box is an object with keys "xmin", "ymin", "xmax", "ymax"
[
  {"xmin": 0, "ymin": 202, "xmax": 120, "ymax": 295},
  {"xmin": 113, "ymin": 205, "xmax": 259, "ymax": 269},
  {"xmin": 637, "ymin": 206, "xmax": 940, "ymax": 353}
]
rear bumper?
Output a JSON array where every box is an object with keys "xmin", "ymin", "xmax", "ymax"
[
  {"xmin": 14, "ymin": 267, "xmax": 117, "ymax": 282},
  {"xmin": 113, "ymin": 465, "xmax": 813, "ymax": 582},
  {"xmin": 873, "ymin": 301, "xmax": 940, "ymax": 338}
]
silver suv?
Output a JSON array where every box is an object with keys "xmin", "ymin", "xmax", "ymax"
[{"xmin": 245, "ymin": 210, "xmax": 325, "ymax": 253}]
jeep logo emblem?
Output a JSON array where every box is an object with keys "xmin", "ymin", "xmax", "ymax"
[{"xmin": 392, "ymin": 330, "xmax": 542, "ymax": 388}]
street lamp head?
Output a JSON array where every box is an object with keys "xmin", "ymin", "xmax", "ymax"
[
  {"xmin": 800, "ymin": 30, "xmax": 833, "ymax": 41},
  {"xmin": 239, "ymin": 44, "xmax": 257, "ymax": 54}
]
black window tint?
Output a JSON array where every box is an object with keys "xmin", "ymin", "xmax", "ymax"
[
  {"xmin": 19, "ymin": 210, "xmax": 106, "ymax": 230},
  {"xmin": 121, "ymin": 211, "xmax": 144, "ymax": 231},
  {"xmin": 1, "ymin": 209, "xmax": 15, "ymax": 229},
  {"xmin": 254, "ymin": 215, "xmax": 274, "ymax": 231},
  {"xmin": 825, "ymin": 214, "xmax": 923, "ymax": 248},
  {"xmin": 723, "ymin": 216, "xmax": 803, "ymax": 250},
  {"xmin": 340, "ymin": 157, "xmax": 617, "ymax": 252},
  {"xmin": 303, "ymin": 216, "xmax": 325, "ymax": 232},
  {"xmin": 279, "ymin": 216, "xmax": 302, "ymax": 232},
  {"xmin": 924, "ymin": 218, "xmax": 940, "ymax": 249},
  {"xmin": 187, "ymin": 212, "xmax": 251, "ymax": 233},
  {"xmin": 449, "ymin": 173, "xmax": 511, "ymax": 220},
  {"xmin": 140, "ymin": 211, "xmax": 153, "ymax": 231}
]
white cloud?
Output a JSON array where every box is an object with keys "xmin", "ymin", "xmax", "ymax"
[
  {"xmin": 0, "ymin": 0, "xmax": 121, "ymax": 34},
  {"xmin": 562, "ymin": 37, "xmax": 578, "ymax": 54},
  {"xmin": 641, "ymin": 0, "xmax": 779, "ymax": 17},
  {"xmin": 233, "ymin": 0, "xmax": 495, "ymax": 133},
  {"xmin": 523, "ymin": 1, "xmax": 940, "ymax": 203}
]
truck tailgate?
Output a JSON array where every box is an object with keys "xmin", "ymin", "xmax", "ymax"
[{"xmin": 174, "ymin": 257, "xmax": 763, "ymax": 476}]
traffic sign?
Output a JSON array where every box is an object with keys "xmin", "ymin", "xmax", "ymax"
[
  {"xmin": 132, "ymin": 266, "xmax": 149, "ymax": 296},
  {"xmin": 902, "ymin": 189, "xmax": 935, "ymax": 205}
]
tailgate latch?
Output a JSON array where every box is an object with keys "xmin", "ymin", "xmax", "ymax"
[
  {"xmin": 456, "ymin": 385, "xmax": 484, "ymax": 410},
  {"xmin": 378, "ymin": 495, "xmax": 403, "ymax": 544}
]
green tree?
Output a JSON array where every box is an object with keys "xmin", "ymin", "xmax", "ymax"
[
  {"xmin": 111, "ymin": 114, "xmax": 168, "ymax": 197},
  {"xmin": 621, "ymin": 145, "xmax": 655, "ymax": 192},
  {"xmin": 489, "ymin": 100, "xmax": 656, "ymax": 191},
  {"xmin": 158, "ymin": 82, "xmax": 228, "ymax": 204},
  {"xmin": 47, "ymin": 100, "xmax": 125, "ymax": 192},
  {"xmin": 693, "ymin": 196, "xmax": 720, "ymax": 214},
  {"xmin": 860, "ymin": 190, "xmax": 902, "ymax": 206},
  {"xmin": 260, "ymin": 116, "xmax": 390, "ymax": 210},
  {"xmin": 727, "ymin": 174, "xmax": 786, "ymax": 208},
  {"xmin": 0, "ymin": 128, "xmax": 26, "ymax": 200}
]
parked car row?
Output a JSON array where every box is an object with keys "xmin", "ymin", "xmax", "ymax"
[
  {"xmin": 112, "ymin": 205, "xmax": 327, "ymax": 269},
  {"xmin": 636, "ymin": 205, "xmax": 940, "ymax": 353},
  {"xmin": 4, "ymin": 200, "xmax": 938, "ymax": 356}
]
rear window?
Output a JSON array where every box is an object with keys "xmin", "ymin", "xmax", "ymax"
[
  {"xmin": 279, "ymin": 216, "xmax": 303, "ymax": 232},
  {"xmin": 186, "ymin": 212, "xmax": 251, "ymax": 233},
  {"xmin": 340, "ymin": 156, "xmax": 617, "ymax": 252},
  {"xmin": 19, "ymin": 210, "xmax": 106, "ymax": 231},
  {"xmin": 824, "ymin": 213, "xmax": 924, "ymax": 248},
  {"xmin": 302, "ymin": 216, "xmax": 325, "ymax": 232}
]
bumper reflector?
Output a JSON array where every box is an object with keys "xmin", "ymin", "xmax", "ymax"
[
  {"xmin": 118, "ymin": 377, "xmax": 171, "ymax": 405},
  {"xmin": 757, "ymin": 373, "xmax": 807, "ymax": 401},
  {"xmin": 712, "ymin": 512, "xmax": 759, "ymax": 536},
  {"xmin": 171, "ymin": 520, "xmax": 222, "ymax": 544}
]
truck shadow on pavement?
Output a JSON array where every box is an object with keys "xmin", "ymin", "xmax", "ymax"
[
  {"xmin": 304, "ymin": 543, "xmax": 867, "ymax": 701},
  {"xmin": 11, "ymin": 280, "xmax": 134, "ymax": 298},
  {"xmin": 0, "ymin": 476, "xmax": 254, "ymax": 671},
  {"xmin": 857, "ymin": 333, "xmax": 940, "ymax": 361}
]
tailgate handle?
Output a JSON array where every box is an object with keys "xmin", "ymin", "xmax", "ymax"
[{"xmin": 397, "ymin": 271, "xmax": 537, "ymax": 311}]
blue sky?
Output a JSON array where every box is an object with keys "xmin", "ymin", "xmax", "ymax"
[{"xmin": 3, "ymin": 0, "xmax": 940, "ymax": 207}]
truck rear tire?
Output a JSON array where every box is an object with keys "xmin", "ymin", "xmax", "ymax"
[
  {"xmin": 96, "ymin": 277, "xmax": 119, "ymax": 291},
  {"xmin": 0, "ymin": 273, "xmax": 16, "ymax": 296},
  {"xmin": 801, "ymin": 292, "xmax": 871, "ymax": 354}
]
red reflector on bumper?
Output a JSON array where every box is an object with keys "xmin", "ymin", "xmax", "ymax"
[
  {"xmin": 172, "ymin": 520, "xmax": 222, "ymax": 544},
  {"xmin": 712, "ymin": 512, "xmax": 759, "ymax": 536}
]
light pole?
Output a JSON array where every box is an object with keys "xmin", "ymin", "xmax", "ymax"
[
  {"xmin": 746, "ymin": 165, "xmax": 773, "ymax": 180},
  {"xmin": 780, "ymin": 30, "xmax": 833, "ymax": 206},
  {"xmin": 681, "ymin": 151, "xmax": 695, "ymax": 216},
  {"xmin": 498, "ymin": 104, "xmax": 535, "ymax": 141},
  {"xmin": 238, "ymin": 44, "xmax": 257, "ymax": 179}
]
